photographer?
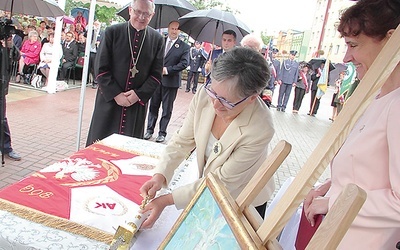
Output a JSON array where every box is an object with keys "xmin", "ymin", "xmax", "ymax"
[{"xmin": 0, "ymin": 29, "xmax": 21, "ymax": 161}]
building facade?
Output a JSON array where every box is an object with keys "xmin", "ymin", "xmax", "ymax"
[{"xmin": 272, "ymin": 0, "xmax": 356, "ymax": 64}]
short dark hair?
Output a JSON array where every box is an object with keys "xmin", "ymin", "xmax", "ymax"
[
  {"xmin": 211, "ymin": 47, "xmax": 270, "ymax": 98},
  {"xmin": 223, "ymin": 29, "xmax": 237, "ymax": 40},
  {"xmin": 338, "ymin": 0, "xmax": 400, "ymax": 41}
]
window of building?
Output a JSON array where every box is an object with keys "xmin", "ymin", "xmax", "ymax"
[{"xmin": 334, "ymin": 45, "xmax": 340, "ymax": 54}]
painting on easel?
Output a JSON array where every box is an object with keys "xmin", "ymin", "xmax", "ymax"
[{"xmin": 159, "ymin": 173, "xmax": 260, "ymax": 249}]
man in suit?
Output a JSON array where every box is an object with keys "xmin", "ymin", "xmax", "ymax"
[
  {"xmin": 12, "ymin": 33, "xmax": 22, "ymax": 50},
  {"xmin": 144, "ymin": 21, "xmax": 190, "ymax": 143},
  {"xmin": 204, "ymin": 29, "xmax": 236, "ymax": 79},
  {"xmin": 59, "ymin": 31, "xmax": 78, "ymax": 80},
  {"xmin": 89, "ymin": 20, "xmax": 103, "ymax": 89},
  {"xmin": 276, "ymin": 50, "xmax": 299, "ymax": 112},
  {"xmin": 186, "ymin": 41, "xmax": 206, "ymax": 94}
]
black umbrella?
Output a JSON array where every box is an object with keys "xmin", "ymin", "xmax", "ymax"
[
  {"xmin": 308, "ymin": 58, "xmax": 335, "ymax": 72},
  {"xmin": 0, "ymin": 0, "xmax": 65, "ymax": 17},
  {"xmin": 329, "ymin": 63, "xmax": 348, "ymax": 86},
  {"xmin": 117, "ymin": 0, "xmax": 196, "ymax": 29},
  {"xmin": 178, "ymin": 9, "xmax": 251, "ymax": 47}
]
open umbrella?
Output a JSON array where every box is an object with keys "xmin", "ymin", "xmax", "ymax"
[
  {"xmin": 71, "ymin": 7, "xmax": 90, "ymax": 22},
  {"xmin": 0, "ymin": 0, "xmax": 65, "ymax": 17},
  {"xmin": 329, "ymin": 63, "xmax": 348, "ymax": 86},
  {"xmin": 178, "ymin": 9, "xmax": 251, "ymax": 47},
  {"xmin": 308, "ymin": 58, "xmax": 335, "ymax": 72},
  {"xmin": 62, "ymin": 15, "xmax": 75, "ymax": 24},
  {"xmin": 117, "ymin": 0, "xmax": 196, "ymax": 29}
]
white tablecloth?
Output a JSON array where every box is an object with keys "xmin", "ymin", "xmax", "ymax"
[{"xmin": 0, "ymin": 134, "xmax": 199, "ymax": 250}]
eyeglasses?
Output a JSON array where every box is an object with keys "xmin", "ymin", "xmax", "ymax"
[
  {"xmin": 132, "ymin": 9, "xmax": 152, "ymax": 19},
  {"xmin": 204, "ymin": 81, "xmax": 249, "ymax": 110}
]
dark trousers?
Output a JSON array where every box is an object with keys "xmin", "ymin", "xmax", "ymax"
[
  {"xmin": 60, "ymin": 61, "xmax": 74, "ymax": 80},
  {"xmin": 0, "ymin": 99, "xmax": 12, "ymax": 154},
  {"xmin": 89, "ymin": 52, "xmax": 97, "ymax": 83},
  {"xmin": 186, "ymin": 71, "xmax": 200, "ymax": 91},
  {"xmin": 146, "ymin": 85, "xmax": 178, "ymax": 137},
  {"xmin": 309, "ymin": 90, "xmax": 321, "ymax": 114},
  {"xmin": 293, "ymin": 87, "xmax": 306, "ymax": 111},
  {"xmin": 277, "ymin": 83, "xmax": 293, "ymax": 109}
]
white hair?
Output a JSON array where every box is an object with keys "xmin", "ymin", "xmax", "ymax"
[
  {"xmin": 131, "ymin": 0, "xmax": 155, "ymax": 12},
  {"xmin": 240, "ymin": 33, "xmax": 263, "ymax": 52}
]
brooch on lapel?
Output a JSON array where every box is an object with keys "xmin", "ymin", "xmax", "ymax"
[
  {"xmin": 213, "ymin": 142, "xmax": 222, "ymax": 155},
  {"xmin": 174, "ymin": 44, "xmax": 179, "ymax": 48}
]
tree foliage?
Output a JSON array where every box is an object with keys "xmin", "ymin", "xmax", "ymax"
[
  {"xmin": 188, "ymin": 0, "xmax": 239, "ymax": 14},
  {"xmin": 66, "ymin": 0, "xmax": 124, "ymax": 25},
  {"xmin": 260, "ymin": 31, "xmax": 273, "ymax": 47}
]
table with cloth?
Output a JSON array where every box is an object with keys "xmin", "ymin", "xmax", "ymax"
[{"xmin": 0, "ymin": 134, "xmax": 198, "ymax": 249}]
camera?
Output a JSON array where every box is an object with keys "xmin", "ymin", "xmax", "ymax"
[{"xmin": 0, "ymin": 18, "xmax": 16, "ymax": 40}]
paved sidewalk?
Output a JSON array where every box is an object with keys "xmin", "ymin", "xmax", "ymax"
[{"xmin": 0, "ymin": 82, "xmax": 334, "ymax": 192}]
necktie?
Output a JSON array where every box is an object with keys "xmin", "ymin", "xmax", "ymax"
[{"xmin": 165, "ymin": 40, "xmax": 173, "ymax": 57}]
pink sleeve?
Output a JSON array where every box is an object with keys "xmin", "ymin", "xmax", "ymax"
[{"xmin": 351, "ymin": 97, "xmax": 400, "ymax": 229}]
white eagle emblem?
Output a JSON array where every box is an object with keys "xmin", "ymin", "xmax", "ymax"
[{"xmin": 40, "ymin": 158, "xmax": 101, "ymax": 182}]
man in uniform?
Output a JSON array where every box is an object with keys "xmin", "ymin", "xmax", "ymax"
[
  {"xmin": 276, "ymin": 50, "xmax": 299, "ymax": 112},
  {"xmin": 186, "ymin": 41, "xmax": 205, "ymax": 94},
  {"xmin": 268, "ymin": 48, "xmax": 281, "ymax": 94},
  {"xmin": 143, "ymin": 21, "xmax": 190, "ymax": 143},
  {"xmin": 86, "ymin": 0, "xmax": 164, "ymax": 146}
]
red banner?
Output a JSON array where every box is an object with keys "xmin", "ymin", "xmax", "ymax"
[{"xmin": 0, "ymin": 144, "xmax": 151, "ymax": 219}]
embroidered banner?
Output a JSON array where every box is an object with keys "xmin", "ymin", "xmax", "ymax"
[{"xmin": 0, "ymin": 143, "xmax": 157, "ymax": 234}]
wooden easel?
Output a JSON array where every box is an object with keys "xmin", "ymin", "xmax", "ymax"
[
  {"xmin": 235, "ymin": 142, "xmax": 366, "ymax": 250},
  {"xmin": 256, "ymin": 24, "xmax": 400, "ymax": 248},
  {"xmin": 159, "ymin": 139, "xmax": 364, "ymax": 249}
]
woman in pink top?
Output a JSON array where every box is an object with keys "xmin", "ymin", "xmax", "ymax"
[
  {"xmin": 303, "ymin": 0, "xmax": 400, "ymax": 249},
  {"xmin": 15, "ymin": 30, "xmax": 41, "ymax": 83}
]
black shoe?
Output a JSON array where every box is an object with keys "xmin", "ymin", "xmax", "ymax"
[
  {"xmin": 281, "ymin": 109, "xmax": 286, "ymax": 112},
  {"xmin": 276, "ymin": 107, "xmax": 281, "ymax": 111},
  {"xmin": 192, "ymin": 89, "xmax": 196, "ymax": 94},
  {"xmin": 92, "ymin": 84, "xmax": 98, "ymax": 89},
  {"xmin": 7, "ymin": 150, "xmax": 21, "ymax": 161},
  {"xmin": 185, "ymin": 89, "xmax": 190, "ymax": 92},
  {"xmin": 155, "ymin": 135, "xmax": 165, "ymax": 143},
  {"xmin": 143, "ymin": 132, "xmax": 153, "ymax": 140}
]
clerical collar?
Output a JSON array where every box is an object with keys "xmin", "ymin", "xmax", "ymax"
[{"xmin": 129, "ymin": 22, "xmax": 145, "ymax": 32}]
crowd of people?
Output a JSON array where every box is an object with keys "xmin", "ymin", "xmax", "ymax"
[{"xmin": 0, "ymin": 10, "xmax": 102, "ymax": 89}]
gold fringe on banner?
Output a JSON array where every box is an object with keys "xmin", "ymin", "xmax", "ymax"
[
  {"xmin": 0, "ymin": 198, "xmax": 113, "ymax": 244},
  {"xmin": 96, "ymin": 140, "xmax": 161, "ymax": 159}
]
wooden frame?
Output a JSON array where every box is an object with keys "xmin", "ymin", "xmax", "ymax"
[
  {"xmin": 259, "ymin": 24, "xmax": 400, "ymax": 246},
  {"xmin": 159, "ymin": 173, "xmax": 264, "ymax": 250}
]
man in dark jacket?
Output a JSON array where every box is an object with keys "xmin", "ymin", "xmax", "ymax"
[
  {"xmin": 144, "ymin": 21, "xmax": 190, "ymax": 143},
  {"xmin": 186, "ymin": 41, "xmax": 206, "ymax": 94}
]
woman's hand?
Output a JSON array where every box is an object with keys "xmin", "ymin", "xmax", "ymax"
[
  {"xmin": 140, "ymin": 174, "xmax": 166, "ymax": 199},
  {"xmin": 303, "ymin": 179, "xmax": 331, "ymax": 212},
  {"xmin": 304, "ymin": 196, "xmax": 329, "ymax": 227},
  {"xmin": 140, "ymin": 194, "xmax": 173, "ymax": 229}
]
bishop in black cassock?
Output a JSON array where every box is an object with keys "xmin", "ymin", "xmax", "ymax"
[{"xmin": 86, "ymin": 21, "xmax": 164, "ymax": 146}]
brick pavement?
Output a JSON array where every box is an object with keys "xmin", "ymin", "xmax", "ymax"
[{"xmin": 0, "ymin": 81, "xmax": 334, "ymax": 192}]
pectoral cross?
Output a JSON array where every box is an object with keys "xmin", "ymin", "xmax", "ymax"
[{"xmin": 130, "ymin": 65, "xmax": 139, "ymax": 78}]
